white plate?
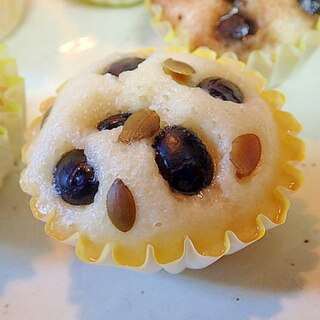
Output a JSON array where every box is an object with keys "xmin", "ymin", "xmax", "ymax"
[{"xmin": 1, "ymin": 0, "xmax": 320, "ymax": 319}]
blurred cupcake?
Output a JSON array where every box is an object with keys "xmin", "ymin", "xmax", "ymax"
[
  {"xmin": 0, "ymin": 43, "xmax": 25, "ymax": 187},
  {"xmin": 0, "ymin": 0, "xmax": 26, "ymax": 40},
  {"xmin": 86, "ymin": 0, "xmax": 143, "ymax": 6},
  {"xmin": 148, "ymin": 0, "xmax": 320, "ymax": 87},
  {"xmin": 20, "ymin": 47, "xmax": 304, "ymax": 273}
]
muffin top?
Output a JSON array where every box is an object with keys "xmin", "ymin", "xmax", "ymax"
[
  {"xmin": 20, "ymin": 49, "xmax": 303, "ymax": 267},
  {"xmin": 151, "ymin": 0, "xmax": 319, "ymax": 60}
]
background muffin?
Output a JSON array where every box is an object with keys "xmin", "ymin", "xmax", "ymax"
[
  {"xmin": 0, "ymin": 43, "xmax": 25, "ymax": 187},
  {"xmin": 86, "ymin": 0, "xmax": 143, "ymax": 6},
  {"xmin": 149, "ymin": 0, "xmax": 320, "ymax": 87},
  {"xmin": 0, "ymin": 0, "xmax": 26, "ymax": 40}
]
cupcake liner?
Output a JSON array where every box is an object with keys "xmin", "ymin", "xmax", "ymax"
[
  {"xmin": 28, "ymin": 192, "xmax": 279, "ymax": 274},
  {"xmin": 21, "ymin": 47, "xmax": 304, "ymax": 273},
  {"xmin": 0, "ymin": 43, "xmax": 25, "ymax": 186},
  {"xmin": 0, "ymin": 127, "xmax": 14, "ymax": 187},
  {"xmin": 148, "ymin": 1, "xmax": 320, "ymax": 88}
]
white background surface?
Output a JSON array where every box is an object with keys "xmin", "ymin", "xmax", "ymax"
[{"xmin": 1, "ymin": 0, "xmax": 320, "ymax": 319}]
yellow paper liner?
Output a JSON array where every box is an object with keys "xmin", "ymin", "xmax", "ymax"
[
  {"xmin": 0, "ymin": 43, "xmax": 25, "ymax": 186},
  {"xmin": 0, "ymin": 126, "xmax": 14, "ymax": 186},
  {"xmin": 148, "ymin": 1, "xmax": 320, "ymax": 88},
  {"xmin": 22, "ymin": 47, "xmax": 305, "ymax": 273}
]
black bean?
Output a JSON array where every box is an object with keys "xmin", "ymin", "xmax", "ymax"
[
  {"xmin": 104, "ymin": 57, "xmax": 145, "ymax": 76},
  {"xmin": 197, "ymin": 77, "xmax": 244, "ymax": 103},
  {"xmin": 97, "ymin": 113, "xmax": 132, "ymax": 131},
  {"xmin": 53, "ymin": 149, "xmax": 99, "ymax": 205},
  {"xmin": 298, "ymin": 0, "xmax": 320, "ymax": 14},
  {"xmin": 217, "ymin": 13, "xmax": 256, "ymax": 41},
  {"xmin": 153, "ymin": 126, "xmax": 214, "ymax": 195}
]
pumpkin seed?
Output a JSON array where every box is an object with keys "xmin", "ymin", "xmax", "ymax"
[
  {"xmin": 163, "ymin": 58, "xmax": 196, "ymax": 86},
  {"xmin": 230, "ymin": 133, "xmax": 261, "ymax": 178},
  {"xmin": 40, "ymin": 96, "xmax": 56, "ymax": 113},
  {"xmin": 40, "ymin": 97, "xmax": 56, "ymax": 128},
  {"xmin": 118, "ymin": 108, "xmax": 160, "ymax": 144},
  {"xmin": 107, "ymin": 179, "xmax": 136, "ymax": 232}
]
